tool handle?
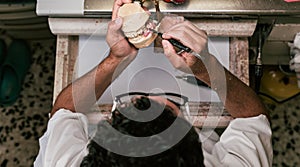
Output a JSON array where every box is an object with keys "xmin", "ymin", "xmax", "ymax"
[
  {"xmin": 151, "ymin": 29, "xmax": 191, "ymax": 53},
  {"xmin": 167, "ymin": 38, "xmax": 191, "ymax": 53}
]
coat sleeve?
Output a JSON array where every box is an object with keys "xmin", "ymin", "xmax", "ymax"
[
  {"xmin": 34, "ymin": 109, "xmax": 89, "ymax": 167},
  {"xmin": 202, "ymin": 114, "xmax": 273, "ymax": 167}
]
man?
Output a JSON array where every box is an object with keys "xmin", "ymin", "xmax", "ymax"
[{"xmin": 34, "ymin": 0, "xmax": 272, "ymax": 166}]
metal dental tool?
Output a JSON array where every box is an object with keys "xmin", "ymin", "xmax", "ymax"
[
  {"xmin": 147, "ymin": 0, "xmax": 203, "ymax": 60},
  {"xmin": 176, "ymin": 75, "xmax": 210, "ymax": 88},
  {"xmin": 149, "ymin": 28, "xmax": 204, "ymax": 60},
  {"xmin": 153, "ymin": 0, "xmax": 163, "ymax": 22}
]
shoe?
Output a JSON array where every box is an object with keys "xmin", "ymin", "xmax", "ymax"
[
  {"xmin": 0, "ymin": 39, "xmax": 31, "ymax": 106},
  {"xmin": 0, "ymin": 39, "xmax": 6, "ymax": 64}
]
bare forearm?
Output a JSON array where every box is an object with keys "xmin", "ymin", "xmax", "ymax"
[
  {"xmin": 222, "ymin": 71, "xmax": 269, "ymax": 119},
  {"xmin": 195, "ymin": 55, "xmax": 269, "ymax": 119},
  {"xmin": 51, "ymin": 54, "xmax": 130, "ymax": 116}
]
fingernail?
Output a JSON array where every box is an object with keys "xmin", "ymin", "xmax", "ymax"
[
  {"xmin": 162, "ymin": 40, "xmax": 171, "ymax": 56},
  {"xmin": 162, "ymin": 40, "xmax": 168, "ymax": 49},
  {"xmin": 115, "ymin": 17, "xmax": 122, "ymax": 25}
]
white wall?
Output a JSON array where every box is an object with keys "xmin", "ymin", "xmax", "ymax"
[
  {"xmin": 77, "ymin": 35, "xmax": 229, "ymax": 104},
  {"xmin": 36, "ymin": 0, "xmax": 84, "ymax": 16}
]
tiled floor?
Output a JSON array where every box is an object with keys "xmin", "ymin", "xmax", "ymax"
[
  {"xmin": 0, "ymin": 33, "xmax": 55, "ymax": 166},
  {"xmin": 268, "ymin": 95, "xmax": 300, "ymax": 166}
]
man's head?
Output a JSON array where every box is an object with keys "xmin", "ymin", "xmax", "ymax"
[{"xmin": 80, "ymin": 95, "xmax": 204, "ymax": 167}]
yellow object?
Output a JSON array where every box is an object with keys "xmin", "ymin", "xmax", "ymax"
[{"xmin": 260, "ymin": 66, "xmax": 300, "ymax": 103}]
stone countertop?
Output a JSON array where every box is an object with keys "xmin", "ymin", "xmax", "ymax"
[{"xmin": 85, "ymin": 102, "xmax": 233, "ymax": 128}]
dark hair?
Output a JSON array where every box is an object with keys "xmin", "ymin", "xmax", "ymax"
[{"xmin": 80, "ymin": 96, "xmax": 204, "ymax": 167}]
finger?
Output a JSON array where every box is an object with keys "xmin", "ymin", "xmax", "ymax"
[
  {"xmin": 184, "ymin": 21, "xmax": 207, "ymax": 38},
  {"xmin": 112, "ymin": 0, "xmax": 133, "ymax": 20},
  {"xmin": 108, "ymin": 17, "xmax": 123, "ymax": 32},
  {"xmin": 174, "ymin": 21, "xmax": 207, "ymax": 38},
  {"xmin": 112, "ymin": 0, "xmax": 122, "ymax": 20},
  {"xmin": 158, "ymin": 16, "xmax": 184, "ymax": 33},
  {"xmin": 162, "ymin": 40, "xmax": 176, "ymax": 56},
  {"xmin": 164, "ymin": 21, "xmax": 207, "ymax": 40},
  {"xmin": 162, "ymin": 40, "xmax": 187, "ymax": 70},
  {"xmin": 163, "ymin": 23, "xmax": 207, "ymax": 53},
  {"xmin": 107, "ymin": 17, "xmax": 126, "ymax": 47},
  {"xmin": 163, "ymin": 29, "xmax": 200, "ymax": 52}
]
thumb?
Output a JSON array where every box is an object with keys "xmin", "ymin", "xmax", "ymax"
[
  {"xmin": 162, "ymin": 40, "xmax": 176, "ymax": 58},
  {"xmin": 110, "ymin": 17, "xmax": 123, "ymax": 31},
  {"xmin": 162, "ymin": 40, "xmax": 187, "ymax": 72},
  {"xmin": 162, "ymin": 40, "xmax": 184, "ymax": 69}
]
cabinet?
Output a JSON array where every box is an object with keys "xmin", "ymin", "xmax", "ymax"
[{"xmin": 50, "ymin": 18, "xmax": 256, "ymax": 127}]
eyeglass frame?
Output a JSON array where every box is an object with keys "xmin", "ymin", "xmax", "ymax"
[
  {"xmin": 112, "ymin": 92, "xmax": 189, "ymax": 112},
  {"xmin": 116, "ymin": 91, "xmax": 187, "ymax": 104}
]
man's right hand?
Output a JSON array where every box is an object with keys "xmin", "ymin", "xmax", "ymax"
[{"xmin": 161, "ymin": 20, "xmax": 210, "ymax": 76}]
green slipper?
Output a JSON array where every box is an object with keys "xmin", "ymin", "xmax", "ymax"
[
  {"xmin": 0, "ymin": 39, "xmax": 31, "ymax": 106},
  {"xmin": 0, "ymin": 39, "xmax": 6, "ymax": 64}
]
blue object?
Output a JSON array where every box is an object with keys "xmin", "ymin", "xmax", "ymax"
[{"xmin": 0, "ymin": 39, "xmax": 31, "ymax": 106}]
